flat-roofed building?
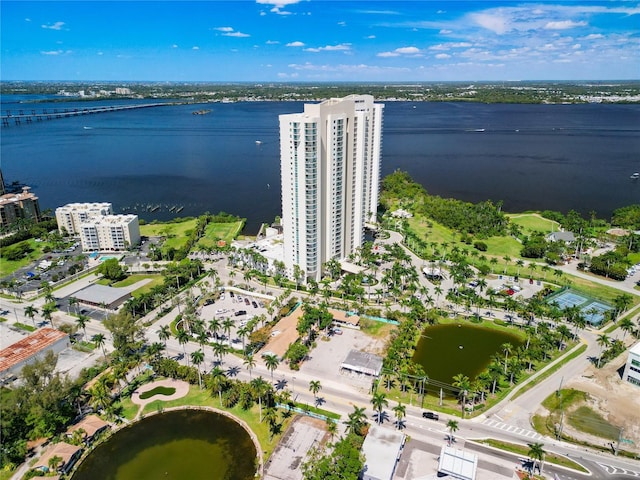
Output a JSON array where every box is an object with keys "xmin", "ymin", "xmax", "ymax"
[
  {"xmin": 55, "ymin": 202, "xmax": 113, "ymax": 235},
  {"xmin": 340, "ymin": 350, "xmax": 383, "ymax": 377},
  {"xmin": 80, "ymin": 214, "xmax": 140, "ymax": 252},
  {"xmin": 0, "ymin": 328, "xmax": 70, "ymax": 381},
  {"xmin": 623, "ymin": 342, "xmax": 640, "ymax": 387},
  {"xmin": 0, "ymin": 186, "xmax": 42, "ymax": 228},
  {"xmin": 438, "ymin": 445, "xmax": 478, "ymax": 480},
  {"xmin": 74, "ymin": 284, "xmax": 131, "ymax": 310},
  {"xmin": 361, "ymin": 425, "xmax": 406, "ymax": 480}
]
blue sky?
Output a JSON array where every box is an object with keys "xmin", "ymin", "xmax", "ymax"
[{"xmin": 1, "ymin": 1, "xmax": 639, "ymax": 81}]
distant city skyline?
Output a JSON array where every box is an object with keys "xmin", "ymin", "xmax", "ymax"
[{"xmin": 1, "ymin": 1, "xmax": 639, "ymax": 82}]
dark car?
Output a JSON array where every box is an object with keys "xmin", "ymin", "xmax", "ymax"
[
  {"xmin": 234, "ymin": 310, "xmax": 247, "ymax": 316},
  {"xmin": 229, "ymin": 291, "xmax": 235, "ymax": 298},
  {"xmin": 422, "ymin": 411, "xmax": 439, "ymax": 421},
  {"xmin": 252, "ymin": 301, "xmax": 258, "ymax": 308},
  {"xmin": 244, "ymin": 298, "xmax": 250, "ymax": 305}
]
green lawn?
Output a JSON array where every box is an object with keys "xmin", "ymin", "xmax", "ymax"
[
  {"xmin": 508, "ymin": 213, "xmax": 560, "ymax": 234},
  {"xmin": 477, "ymin": 439, "xmax": 588, "ymax": 473},
  {"xmin": 0, "ymin": 239, "xmax": 48, "ymax": 277},
  {"xmin": 140, "ymin": 219, "xmax": 198, "ymax": 237},
  {"xmin": 95, "ymin": 274, "xmax": 164, "ymax": 298},
  {"xmin": 567, "ymin": 406, "xmax": 620, "ymax": 440},
  {"xmin": 197, "ymin": 221, "xmax": 244, "ymax": 248}
]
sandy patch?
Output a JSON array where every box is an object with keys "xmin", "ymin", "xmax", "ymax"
[
  {"xmin": 562, "ymin": 349, "xmax": 640, "ymax": 453},
  {"xmin": 131, "ymin": 378, "xmax": 190, "ymax": 407}
]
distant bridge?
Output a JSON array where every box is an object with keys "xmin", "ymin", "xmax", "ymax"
[{"xmin": 1, "ymin": 102, "xmax": 178, "ymax": 126}]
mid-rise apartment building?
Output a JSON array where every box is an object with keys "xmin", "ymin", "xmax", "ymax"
[
  {"xmin": 55, "ymin": 202, "xmax": 113, "ymax": 235},
  {"xmin": 623, "ymin": 342, "xmax": 640, "ymax": 387},
  {"xmin": 0, "ymin": 186, "xmax": 42, "ymax": 229},
  {"xmin": 79, "ymin": 214, "xmax": 140, "ymax": 252},
  {"xmin": 279, "ymin": 94, "xmax": 383, "ymax": 282}
]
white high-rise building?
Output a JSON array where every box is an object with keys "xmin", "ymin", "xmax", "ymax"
[
  {"xmin": 55, "ymin": 203, "xmax": 113, "ymax": 235},
  {"xmin": 79, "ymin": 214, "xmax": 140, "ymax": 252},
  {"xmin": 279, "ymin": 94, "xmax": 383, "ymax": 282}
]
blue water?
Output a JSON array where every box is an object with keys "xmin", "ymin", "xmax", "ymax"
[{"xmin": 2, "ymin": 96, "xmax": 639, "ymax": 232}]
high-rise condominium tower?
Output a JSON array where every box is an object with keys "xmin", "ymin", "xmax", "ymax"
[{"xmin": 279, "ymin": 94, "xmax": 384, "ymax": 283}]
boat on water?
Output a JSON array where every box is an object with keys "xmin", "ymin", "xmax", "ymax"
[
  {"xmin": 255, "ymin": 140, "xmax": 262, "ymax": 145},
  {"xmin": 192, "ymin": 109, "xmax": 212, "ymax": 115},
  {"xmin": 631, "ymin": 173, "xmax": 639, "ymax": 180}
]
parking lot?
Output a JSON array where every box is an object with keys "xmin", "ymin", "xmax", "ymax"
[{"xmin": 198, "ymin": 288, "xmax": 272, "ymax": 348}]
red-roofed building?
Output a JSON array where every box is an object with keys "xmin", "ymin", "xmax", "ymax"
[{"xmin": 0, "ymin": 327, "xmax": 70, "ymax": 381}]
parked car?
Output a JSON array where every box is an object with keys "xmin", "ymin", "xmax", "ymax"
[
  {"xmin": 234, "ymin": 310, "xmax": 247, "ymax": 317},
  {"xmin": 333, "ymin": 327, "xmax": 343, "ymax": 335},
  {"xmin": 251, "ymin": 301, "xmax": 258, "ymax": 308},
  {"xmin": 422, "ymin": 411, "xmax": 439, "ymax": 421},
  {"xmin": 244, "ymin": 298, "xmax": 250, "ymax": 305}
]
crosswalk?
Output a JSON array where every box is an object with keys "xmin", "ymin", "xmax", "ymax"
[
  {"xmin": 482, "ymin": 418, "xmax": 544, "ymax": 440},
  {"xmin": 597, "ymin": 462, "xmax": 640, "ymax": 477}
]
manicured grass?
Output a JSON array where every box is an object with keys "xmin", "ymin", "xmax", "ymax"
[
  {"xmin": 567, "ymin": 406, "xmax": 620, "ymax": 440},
  {"xmin": 292, "ymin": 402, "xmax": 342, "ymax": 420},
  {"xmin": 0, "ymin": 238, "xmax": 48, "ymax": 277},
  {"xmin": 140, "ymin": 219, "xmax": 198, "ymax": 237},
  {"xmin": 477, "ymin": 439, "xmax": 588, "ymax": 473},
  {"xmin": 137, "ymin": 383, "xmax": 292, "ymax": 460},
  {"xmin": 197, "ymin": 221, "xmax": 244, "ymax": 248},
  {"xmin": 130, "ymin": 276, "xmax": 165, "ymax": 298},
  {"xmin": 139, "ymin": 386, "xmax": 176, "ymax": 400},
  {"xmin": 359, "ymin": 317, "xmax": 397, "ymax": 338},
  {"xmin": 508, "ymin": 213, "xmax": 559, "ymax": 234},
  {"xmin": 13, "ymin": 322, "xmax": 36, "ymax": 332}
]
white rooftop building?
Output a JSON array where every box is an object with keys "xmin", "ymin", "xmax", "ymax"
[
  {"xmin": 279, "ymin": 94, "xmax": 383, "ymax": 282},
  {"xmin": 55, "ymin": 202, "xmax": 113, "ymax": 235},
  {"xmin": 437, "ymin": 446, "xmax": 478, "ymax": 480},
  {"xmin": 361, "ymin": 425, "xmax": 406, "ymax": 480},
  {"xmin": 623, "ymin": 342, "xmax": 640, "ymax": 387},
  {"xmin": 80, "ymin": 214, "xmax": 140, "ymax": 252}
]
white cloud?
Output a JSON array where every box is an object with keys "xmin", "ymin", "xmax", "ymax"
[
  {"xmin": 584, "ymin": 33, "xmax": 604, "ymax": 40},
  {"xmin": 97, "ymin": 52, "xmax": 103, "ymax": 56},
  {"xmin": 25, "ymin": 18, "xmax": 31, "ymax": 22},
  {"xmin": 439, "ymin": 29, "xmax": 452, "ymax": 34},
  {"xmin": 545, "ymin": 20, "xmax": 587, "ymax": 30},
  {"xmin": 435, "ymin": 53, "xmax": 451, "ymax": 59},
  {"xmin": 41, "ymin": 50, "xmax": 63, "ymax": 55},
  {"xmin": 338, "ymin": 21, "xmax": 346, "ymax": 27},
  {"xmin": 172, "ymin": 44, "xmax": 178, "ymax": 48},
  {"xmin": 215, "ymin": 27, "xmax": 234, "ymax": 32},
  {"xmin": 41, "ymin": 21, "xmax": 65, "ymax": 30},
  {"xmin": 471, "ymin": 13, "xmax": 509, "ymax": 34},
  {"xmin": 257, "ymin": 0, "xmax": 301, "ymax": 15},
  {"xmin": 377, "ymin": 46, "xmax": 422, "ymax": 57},
  {"xmin": 224, "ymin": 31, "xmax": 250, "ymax": 37},
  {"xmin": 192, "ymin": 46, "xmax": 200, "ymax": 50},
  {"xmin": 366, "ymin": 35, "xmax": 376, "ymax": 39},
  {"xmin": 572, "ymin": 43, "xmax": 581, "ymax": 49},
  {"xmin": 429, "ymin": 42, "xmax": 472, "ymax": 51},
  {"xmin": 266, "ymin": 40, "xmax": 279, "ymax": 44},
  {"xmin": 286, "ymin": 41, "xmax": 305, "ymax": 47},
  {"xmin": 304, "ymin": 44, "xmax": 351, "ymax": 52}
]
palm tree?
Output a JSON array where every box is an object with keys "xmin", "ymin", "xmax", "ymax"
[
  {"xmin": 447, "ymin": 419, "xmax": 459, "ymax": 445},
  {"xmin": 24, "ymin": 305, "xmax": 39, "ymax": 328},
  {"xmin": 325, "ymin": 418, "xmax": 338, "ymax": 442},
  {"xmin": 251, "ymin": 376, "xmax": 269, "ymax": 422},
  {"xmin": 209, "ymin": 366, "xmax": 227, "ymax": 406},
  {"xmin": 191, "ymin": 349, "xmax": 205, "ymax": 389},
  {"xmin": 264, "ymin": 354, "xmax": 279, "ymax": 382},
  {"xmin": 501, "ymin": 343, "xmax": 513, "ymax": 374},
  {"xmin": 41, "ymin": 302, "xmax": 57, "ymax": 328},
  {"xmin": 157, "ymin": 325, "xmax": 172, "ymax": 346},
  {"xmin": 596, "ymin": 333, "xmax": 610, "ymax": 368},
  {"xmin": 76, "ymin": 313, "xmax": 89, "ymax": 342},
  {"xmin": 92, "ymin": 333, "xmax": 107, "ymax": 361},
  {"xmin": 68, "ymin": 296, "xmax": 79, "ymax": 315},
  {"xmin": 243, "ymin": 353, "xmax": 256, "ymax": 379},
  {"xmin": 371, "ymin": 391, "xmax": 389, "ymax": 425},
  {"xmin": 527, "ymin": 442, "xmax": 545, "ymax": 475},
  {"xmin": 452, "ymin": 373, "xmax": 471, "ymax": 418},
  {"xmin": 309, "ymin": 380, "xmax": 322, "ymax": 405},
  {"xmin": 344, "ymin": 405, "xmax": 367, "ymax": 436},
  {"xmin": 619, "ymin": 318, "xmax": 635, "ymax": 340},
  {"xmin": 212, "ymin": 341, "xmax": 228, "ymax": 363},
  {"xmin": 392, "ymin": 402, "xmax": 406, "ymax": 430},
  {"xmin": 176, "ymin": 329, "xmax": 190, "ymax": 364}
]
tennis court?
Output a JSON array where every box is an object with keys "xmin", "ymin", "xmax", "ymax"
[{"xmin": 545, "ymin": 289, "xmax": 613, "ymax": 326}]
